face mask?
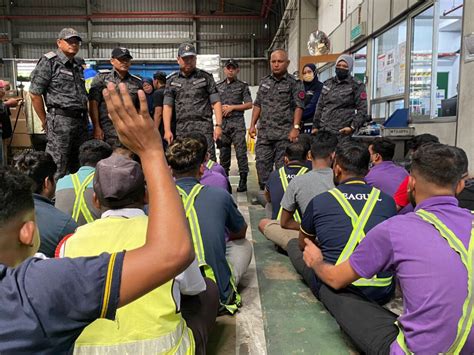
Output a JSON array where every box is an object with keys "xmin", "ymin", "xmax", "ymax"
[
  {"xmin": 335, "ymin": 68, "xmax": 349, "ymax": 80},
  {"xmin": 303, "ymin": 72, "xmax": 314, "ymax": 82}
]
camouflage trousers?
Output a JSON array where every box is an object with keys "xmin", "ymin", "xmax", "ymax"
[
  {"xmin": 100, "ymin": 115, "xmax": 119, "ymax": 147},
  {"xmin": 255, "ymin": 136, "xmax": 290, "ymax": 185},
  {"xmin": 219, "ymin": 118, "xmax": 248, "ymax": 174},
  {"xmin": 46, "ymin": 112, "xmax": 88, "ymax": 180},
  {"xmin": 176, "ymin": 120, "xmax": 216, "ymax": 161}
]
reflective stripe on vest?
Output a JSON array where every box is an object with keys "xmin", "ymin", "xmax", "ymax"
[
  {"xmin": 330, "ymin": 187, "xmax": 393, "ymax": 287},
  {"xmin": 74, "ymin": 318, "xmax": 194, "ymax": 355},
  {"xmin": 206, "ymin": 160, "xmax": 215, "ymax": 169},
  {"xmin": 71, "ymin": 172, "xmax": 95, "ymax": 223},
  {"xmin": 396, "ymin": 209, "xmax": 474, "ymax": 354},
  {"xmin": 276, "ymin": 166, "xmax": 308, "ymax": 222},
  {"xmin": 177, "ymin": 184, "xmax": 242, "ymax": 314}
]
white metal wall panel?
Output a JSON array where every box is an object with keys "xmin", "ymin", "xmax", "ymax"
[
  {"xmin": 392, "ymin": 0, "xmax": 409, "ymax": 18},
  {"xmin": 372, "ymin": 0, "xmax": 391, "ymax": 32}
]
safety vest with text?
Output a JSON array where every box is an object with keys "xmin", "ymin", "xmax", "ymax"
[
  {"xmin": 396, "ymin": 209, "xmax": 474, "ymax": 354},
  {"xmin": 62, "ymin": 216, "xmax": 194, "ymax": 354},
  {"xmin": 276, "ymin": 166, "xmax": 308, "ymax": 222},
  {"xmin": 329, "ymin": 186, "xmax": 393, "ymax": 288},
  {"xmin": 177, "ymin": 184, "xmax": 242, "ymax": 314},
  {"xmin": 71, "ymin": 171, "xmax": 95, "ymax": 224}
]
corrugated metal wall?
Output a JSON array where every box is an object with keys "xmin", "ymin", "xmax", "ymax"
[{"xmin": 0, "ymin": 0, "xmax": 279, "ymax": 84}]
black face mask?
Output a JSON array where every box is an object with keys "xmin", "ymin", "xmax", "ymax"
[{"xmin": 335, "ymin": 68, "xmax": 349, "ymax": 81}]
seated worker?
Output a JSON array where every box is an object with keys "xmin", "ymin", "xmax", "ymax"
[
  {"xmin": 55, "ymin": 139, "xmax": 113, "ymax": 226},
  {"xmin": 394, "ymin": 133, "xmax": 439, "ymax": 212},
  {"xmin": 58, "ymin": 153, "xmax": 216, "ymax": 354},
  {"xmin": 302, "ymin": 143, "xmax": 474, "ymax": 354},
  {"xmin": 0, "ymin": 82, "xmax": 194, "ymax": 352},
  {"xmin": 287, "ymin": 140, "xmax": 396, "ymax": 305},
  {"xmin": 166, "ymin": 137, "xmax": 252, "ymax": 314},
  {"xmin": 13, "ymin": 151, "xmax": 77, "ymax": 257},
  {"xmin": 186, "ymin": 132, "xmax": 230, "ymax": 192},
  {"xmin": 263, "ymin": 142, "xmax": 309, "ymax": 220},
  {"xmin": 259, "ymin": 132, "xmax": 337, "ymax": 251},
  {"xmin": 364, "ymin": 137, "xmax": 408, "ymax": 196},
  {"xmin": 296, "ymin": 133, "xmax": 314, "ymax": 169}
]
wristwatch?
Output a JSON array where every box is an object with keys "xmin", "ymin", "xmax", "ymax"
[{"xmin": 293, "ymin": 124, "xmax": 300, "ymax": 130}]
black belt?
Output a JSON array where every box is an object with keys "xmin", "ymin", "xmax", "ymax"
[{"xmin": 49, "ymin": 107, "xmax": 87, "ymax": 119}]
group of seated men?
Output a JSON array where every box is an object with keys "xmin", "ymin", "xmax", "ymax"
[
  {"xmin": 260, "ymin": 130, "xmax": 474, "ymax": 353},
  {"xmin": 0, "ymin": 83, "xmax": 251, "ymax": 353}
]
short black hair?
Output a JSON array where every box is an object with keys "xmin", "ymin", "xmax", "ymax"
[
  {"xmin": 335, "ymin": 140, "xmax": 370, "ymax": 176},
  {"xmin": 297, "ymin": 134, "xmax": 312, "ymax": 157},
  {"xmin": 184, "ymin": 132, "xmax": 208, "ymax": 163},
  {"xmin": 0, "ymin": 167, "xmax": 34, "ymax": 224},
  {"xmin": 407, "ymin": 134, "xmax": 439, "ymax": 152},
  {"xmin": 79, "ymin": 139, "xmax": 113, "ymax": 167},
  {"xmin": 311, "ymin": 131, "xmax": 338, "ymax": 159},
  {"xmin": 13, "ymin": 151, "xmax": 56, "ymax": 194},
  {"xmin": 166, "ymin": 137, "xmax": 204, "ymax": 175},
  {"xmin": 453, "ymin": 146, "xmax": 469, "ymax": 175},
  {"xmin": 285, "ymin": 142, "xmax": 306, "ymax": 162},
  {"xmin": 412, "ymin": 143, "xmax": 466, "ymax": 189},
  {"xmin": 370, "ymin": 138, "xmax": 395, "ymax": 161}
]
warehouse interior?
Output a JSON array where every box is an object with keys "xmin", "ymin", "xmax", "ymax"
[{"xmin": 1, "ymin": 0, "xmax": 474, "ymax": 354}]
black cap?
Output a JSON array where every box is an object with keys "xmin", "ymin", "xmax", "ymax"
[
  {"xmin": 153, "ymin": 71, "xmax": 167, "ymax": 82},
  {"xmin": 111, "ymin": 47, "xmax": 133, "ymax": 60},
  {"xmin": 58, "ymin": 28, "xmax": 82, "ymax": 41},
  {"xmin": 178, "ymin": 43, "xmax": 197, "ymax": 57},
  {"xmin": 224, "ymin": 59, "xmax": 239, "ymax": 68}
]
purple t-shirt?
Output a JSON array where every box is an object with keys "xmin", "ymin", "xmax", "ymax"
[
  {"xmin": 349, "ymin": 196, "xmax": 474, "ymax": 354},
  {"xmin": 365, "ymin": 161, "xmax": 408, "ymax": 196},
  {"xmin": 201, "ymin": 169, "xmax": 229, "ymax": 192},
  {"xmin": 208, "ymin": 161, "xmax": 227, "ymax": 178}
]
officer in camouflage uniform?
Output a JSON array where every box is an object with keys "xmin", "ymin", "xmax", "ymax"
[
  {"xmin": 163, "ymin": 43, "xmax": 223, "ymax": 161},
  {"xmin": 89, "ymin": 47, "xmax": 142, "ymax": 147},
  {"xmin": 216, "ymin": 59, "xmax": 252, "ymax": 192},
  {"xmin": 29, "ymin": 28, "xmax": 88, "ymax": 180},
  {"xmin": 249, "ymin": 49, "xmax": 305, "ymax": 189},
  {"xmin": 312, "ymin": 54, "xmax": 368, "ymax": 135}
]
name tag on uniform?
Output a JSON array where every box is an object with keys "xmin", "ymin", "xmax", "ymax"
[
  {"xmin": 261, "ymin": 83, "xmax": 270, "ymax": 89},
  {"xmin": 60, "ymin": 69, "xmax": 73, "ymax": 76},
  {"xmin": 307, "ymin": 90, "xmax": 314, "ymax": 95},
  {"xmin": 193, "ymin": 78, "xmax": 206, "ymax": 85},
  {"xmin": 322, "ymin": 85, "xmax": 331, "ymax": 93},
  {"xmin": 171, "ymin": 82, "xmax": 182, "ymax": 87}
]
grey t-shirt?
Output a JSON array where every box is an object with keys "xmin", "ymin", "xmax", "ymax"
[{"xmin": 280, "ymin": 167, "xmax": 334, "ymax": 214}]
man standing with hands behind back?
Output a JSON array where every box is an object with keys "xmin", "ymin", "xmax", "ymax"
[{"xmin": 250, "ymin": 49, "xmax": 305, "ymax": 190}]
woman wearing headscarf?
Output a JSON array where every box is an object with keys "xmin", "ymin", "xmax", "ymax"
[
  {"xmin": 312, "ymin": 54, "xmax": 368, "ymax": 136},
  {"xmin": 141, "ymin": 77, "xmax": 155, "ymax": 116},
  {"xmin": 301, "ymin": 63, "xmax": 323, "ymax": 133}
]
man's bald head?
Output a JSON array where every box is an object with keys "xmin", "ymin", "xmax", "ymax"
[{"xmin": 270, "ymin": 48, "xmax": 290, "ymax": 77}]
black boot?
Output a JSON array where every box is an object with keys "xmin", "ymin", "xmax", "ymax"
[{"xmin": 237, "ymin": 173, "xmax": 248, "ymax": 192}]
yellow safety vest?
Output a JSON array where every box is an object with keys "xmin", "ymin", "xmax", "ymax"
[
  {"xmin": 276, "ymin": 166, "xmax": 308, "ymax": 222},
  {"xmin": 177, "ymin": 184, "xmax": 242, "ymax": 314},
  {"xmin": 71, "ymin": 172, "xmax": 95, "ymax": 224},
  {"xmin": 396, "ymin": 209, "xmax": 474, "ymax": 354},
  {"xmin": 329, "ymin": 187, "xmax": 393, "ymax": 287},
  {"xmin": 206, "ymin": 160, "xmax": 215, "ymax": 170},
  {"xmin": 62, "ymin": 215, "xmax": 194, "ymax": 354}
]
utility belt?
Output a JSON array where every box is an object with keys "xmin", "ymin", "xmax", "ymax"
[{"xmin": 48, "ymin": 107, "xmax": 87, "ymax": 119}]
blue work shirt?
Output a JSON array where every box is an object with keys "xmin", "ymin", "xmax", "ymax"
[
  {"xmin": 0, "ymin": 252, "xmax": 123, "ymax": 353},
  {"xmin": 176, "ymin": 177, "xmax": 246, "ymax": 303},
  {"xmin": 301, "ymin": 178, "xmax": 397, "ymax": 303},
  {"xmin": 302, "ymin": 79, "xmax": 324, "ymax": 122},
  {"xmin": 265, "ymin": 163, "xmax": 308, "ymax": 219},
  {"xmin": 34, "ymin": 194, "xmax": 78, "ymax": 257}
]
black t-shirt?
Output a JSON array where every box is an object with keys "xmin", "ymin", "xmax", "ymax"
[
  {"xmin": 153, "ymin": 87, "xmax": 176, "ymax": 136},
  {"xmin": 458, "ymin": 178, "xmax": 474, "ymax": 211}
]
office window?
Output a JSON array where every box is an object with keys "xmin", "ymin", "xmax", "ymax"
[{"xmin": 373, "ymin": 21, "xmax": 407, "ymax": 98}]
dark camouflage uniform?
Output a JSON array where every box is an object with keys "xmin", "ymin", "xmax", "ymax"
[
  {"xmin": 163, "ymin": 69, "xmax": 221, "ymax": 161},
  {"xmin": 30, "ymin": 49, "xmax": 88, "ymax": 179},
  {"xmin": 88, "ymin": 68, "xmax": 143, "ymax": 146},
  {"xmin": 216, "ymin": 78, "xmax": 252, "ymax": 174},
  {"xmin": 312, "ymin": 75, "xmax": 368, "ymax": 133},
  {"xmin": 254, "ymin": 72, "xmax": 305, "ymax": 185}
]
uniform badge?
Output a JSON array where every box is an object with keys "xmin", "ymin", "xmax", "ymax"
[
  {"xmin": 298, "ymin": 91, "xmax": 305, "ymax": 99},
  {"xmin": 360, "ymin": 92, "xmax": 367, "ymax": 100}
]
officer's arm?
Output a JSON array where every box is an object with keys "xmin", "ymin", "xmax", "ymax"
[
  {"xmin": 312, "ymin": 96, "xmax": 324, "ymax": 130},
  {"xmin": 231, "ymin": 84, "xmax": 253, "ymax": 112},
  {"xmin": 102, "ymin": 83, "xmax": 194, "ymax": 308},
  {"xmin": 162, "ymin": 81, "xmax": 174, "ymax": 136},
  {"xmin": 303, "ymin": 239, "xmax": 360, "ymax": 290},
  {"xmin": 30, "ymin": 93, "xmax": 47, "ymax": 127},
  {"xmin": 153, "ymin": 106, "xmax": 163, "ymax": 130},
  {"xmin": 29, "ymin": 58, "xmax": 51, "ymax": 126},
  {"xmin": 280, "ymin": 209, "xmax": 300, "ymax": 230},
  {"xmin": 89, "ymin": 100, "xmax": 100, "ymax": 131},
  {"xmin": 211, "ymin": 101, "xmax": 223, "ymax": 126},
  {"xmin": 298, "ymin": 228, "xmax": 316, "ymax": 251},
  {"xmin": 250, "ymin": 105, "xmax": 261, "ymax": 128},
  {"xmin": 352, "ymin": 83, "xmax": 368, "ymax": 130},
  {"xmin": 229, "ymin": 102, "xmax": 253, "ymax": 112},
  {"xmin": 291, "ymin": 81, "xmax": 305, "ymax": 127},
  {"xmin": 208, "ymin": 77, "xmax": 223, "ymax": 126}
]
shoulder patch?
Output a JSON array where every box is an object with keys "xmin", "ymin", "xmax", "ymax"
[
  {"xmin": 360, "ymin": 91, "xmax": 367, "ymax": 100},
  {"xmin": 44, "ymin": 51, "xmax": 57, "ymax": 59},
  {"xmin": 298, "ymin": 91, "xmax": 305, "ymax": 100}
]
